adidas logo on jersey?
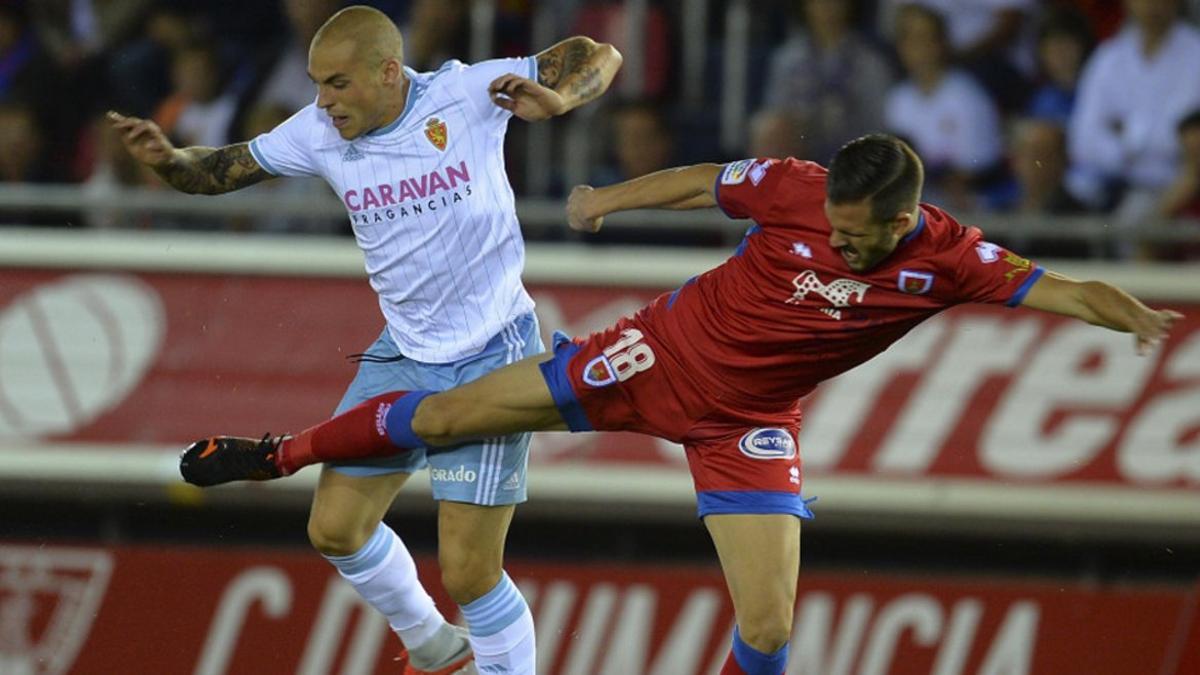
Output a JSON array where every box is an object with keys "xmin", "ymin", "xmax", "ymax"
[{"xmin": 342, "ymin": 144, "xmax": 365, "ymax": 162}]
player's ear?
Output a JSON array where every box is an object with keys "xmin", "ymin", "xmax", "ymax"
[
  {"xmin": 381, "ymin": 57, "xmax": 402, "ymax": 85},
  {"xmin": 890, "ymin": 211, "xmax": 915, "ymax": 237}
]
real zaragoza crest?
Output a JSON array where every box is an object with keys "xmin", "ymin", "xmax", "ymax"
[{"xmin": 424, "ymin": 117, "xmax": 447, "ymax": 151}]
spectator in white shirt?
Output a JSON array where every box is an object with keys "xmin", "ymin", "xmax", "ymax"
[
  {"xmin": 1067, "ymin": 0, "xmax": 1200, "ymax": 216},
  {"xmin": 884, "ymin": 0, "xmax": 1036, "ymax": 110},
  {"xmin": 885, "ymin": 4, "xmax": 1004, "ymax": 211}
]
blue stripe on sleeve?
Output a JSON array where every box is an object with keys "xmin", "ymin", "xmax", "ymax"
[
  {"xmin": 248, "ymin": 138, "xmax": 281, "ymax": 176},
  {"xmin": 1006, "ymin": 266, "xmax": 1046, "ymax": 307},
  {"xmin": 667, "ymin": 276, "xmax": 697, "ymax": 309}
]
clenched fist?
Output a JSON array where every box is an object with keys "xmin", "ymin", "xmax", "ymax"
[{"xmin": 567, "ymin": 185, "xmax": 604, "ymax": 233}]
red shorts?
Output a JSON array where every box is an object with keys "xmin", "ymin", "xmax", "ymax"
[{"xmin": 538, "ymin": 312, "xmax": 814, "ymax": 519}]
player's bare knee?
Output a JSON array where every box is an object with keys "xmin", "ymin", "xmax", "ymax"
[
  {"xmin": 307, "ymin": 514, "xmax": 369, "ymax": 557},
  {"xmin": 439, "ymin": 549, "xmax": 502, "ymax": 604},
  {"xmin": 440, "ymin": 562, "xmax": 501, "ymax": 605}
]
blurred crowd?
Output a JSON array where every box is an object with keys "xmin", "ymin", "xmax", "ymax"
[{"xmin": 1, "ymin": 0, "xmax": 1199, "ymax": 257}]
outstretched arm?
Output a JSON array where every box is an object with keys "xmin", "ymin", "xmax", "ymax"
[
  {"xmin": 1020, "ymin": 270, "xmax": 1183, "ymax": 355},
  {"xmin": 107, "ymin": 112, "xmax": 272, "ymax": 195},
  {"xmin": 566, "ymin": 164, "xmax": 722, "ymax": 232},
  {"xmin": 489, "ymin": 36, "xmax": 622, "ymax": 121}
]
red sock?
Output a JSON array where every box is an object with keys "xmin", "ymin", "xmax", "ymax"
[
  {"xmin": 277, "ymin": 392, "xmax": 407, "ymax": 474},
  {"xmin": 721, "ymin": 651, "xmax": 748, "ymax": 675}
]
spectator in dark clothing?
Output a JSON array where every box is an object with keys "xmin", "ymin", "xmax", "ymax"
[
  {"xmin": 28, "ymin": 0, "xmax": 153, "ymax": 155},
  {"xmin": 0, "ymin": 102, "xmax": 50, "ymax": 183},
  {"xmin": 748, "ymin": 107, "xmax": 807, "ymax": 162},
  {"xmin": 592, "ymin": 99, "xmax": 675, "ymax": 186},
  {"xmin": 587, "ymin": 99, "xmax": 721, "ymax": 246},
  {"xmin": 107, "ymin": 5, "xmax": 198, "ymax": 117},
  {"xmin": 0, "ymin": 102, "xmax": 69, "ymax": 226},
  {"xmin": 1027, "ymin": 6, "xmax": 1094, "ymax": 125},
  {"xmin": 1148, "ymin": 110, "xmax": 1200, "ymax": 259},
  {"xmin": 1157, "ymin": 110, "xmax": 1200, "ymax": 220},
  {"xmin": 762, "ymin": 0, "xmax": 893, "ymax": 163},
  {"xmin": 1002, "ymin": 118, "xmax": 1086, "ymax": 215}
]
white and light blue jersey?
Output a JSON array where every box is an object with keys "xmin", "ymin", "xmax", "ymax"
[{"xmin": 248, "ymin": 57, "xmax": 538, "ymax": 363}]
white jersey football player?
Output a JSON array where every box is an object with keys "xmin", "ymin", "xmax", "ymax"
[{"xmin": 110, "ymin": 6, "xmax": 622, "ymax": 673}]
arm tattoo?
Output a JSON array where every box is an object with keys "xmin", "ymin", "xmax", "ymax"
[
  {"xmin": 536, "ymin": 50, "xmax": 562, "ymax": 89},
  {"xmin": 156, "ymin": 143, "xmax": 271, "ymax": 195},
  {"xmin": 537, "ymin": 38, "xmax": 594, "ymax": 91},
  {"xmin": 568, "ymin": 65, "xmax": 604, "ymax": 102}
]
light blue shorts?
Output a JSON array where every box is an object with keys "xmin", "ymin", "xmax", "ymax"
[{"xmin": 330, "ymin": 312, "xmax": 544, "ymax": 506}]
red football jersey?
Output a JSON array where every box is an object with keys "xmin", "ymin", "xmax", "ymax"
[{"xmin": 637, "ymin": 157, "xmax": 1044, "ymax": 411}]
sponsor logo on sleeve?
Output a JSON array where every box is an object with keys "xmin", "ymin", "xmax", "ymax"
[
  {"xmin": 1003, "ymin": 252, "xmax": 1033, "ymax": 281},
  {"xmin": 738, "ymin": 428, "xmax": 797, "ymax": 460},
  {"xmin": 897, "ymin": 269, "xmax": 934, "ymax": 295},
  {"xmin": 748, "ymin": 159, "xmax": 773, "ymax": 186},
  {"xmin": 975, "ymin": 241, "xmax": 1001, "ymax": 263},
  {"xmin": 720, "ymin": 159, "xmax": 755, "ymax": 185}
]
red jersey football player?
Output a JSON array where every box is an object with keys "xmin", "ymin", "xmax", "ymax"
[{"xmin": 182, "ymin": 135, "xmax": 1182, "ymax": 675}]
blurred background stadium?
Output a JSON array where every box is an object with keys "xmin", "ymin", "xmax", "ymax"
[{"xmin": 1, "ymin": 0, "xmax": 1199, "ymax": 673}]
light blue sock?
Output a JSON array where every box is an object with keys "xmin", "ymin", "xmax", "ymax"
[
  {"xmin": 460, "ymin": 572, "xmax": 535, "ymax": 673},
  {"xmin": 323, "ymin": 523, "xmax": 443, "ymax": 648}
]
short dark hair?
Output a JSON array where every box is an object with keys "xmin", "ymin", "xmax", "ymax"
[
  {"xmin": 827, "ymin": 134, "xmax": 925, "ymax": 223},
  {"xmin": 1035, "ymin": 5, "xmax": 1095, "ymax": 54}
]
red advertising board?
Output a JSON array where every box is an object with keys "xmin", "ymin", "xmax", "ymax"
[
  {"xmin": 1, "ymin": 269, "xmax": 1198, "ymax": 492},
  {"xmin": 0, "ymin": 542, "xmax": 1195, "ymax": 675}
]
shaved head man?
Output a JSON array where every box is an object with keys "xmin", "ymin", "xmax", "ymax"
[{"xmin": 115, "ymin": 6, "xmax": 622, "ymax": 672}]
